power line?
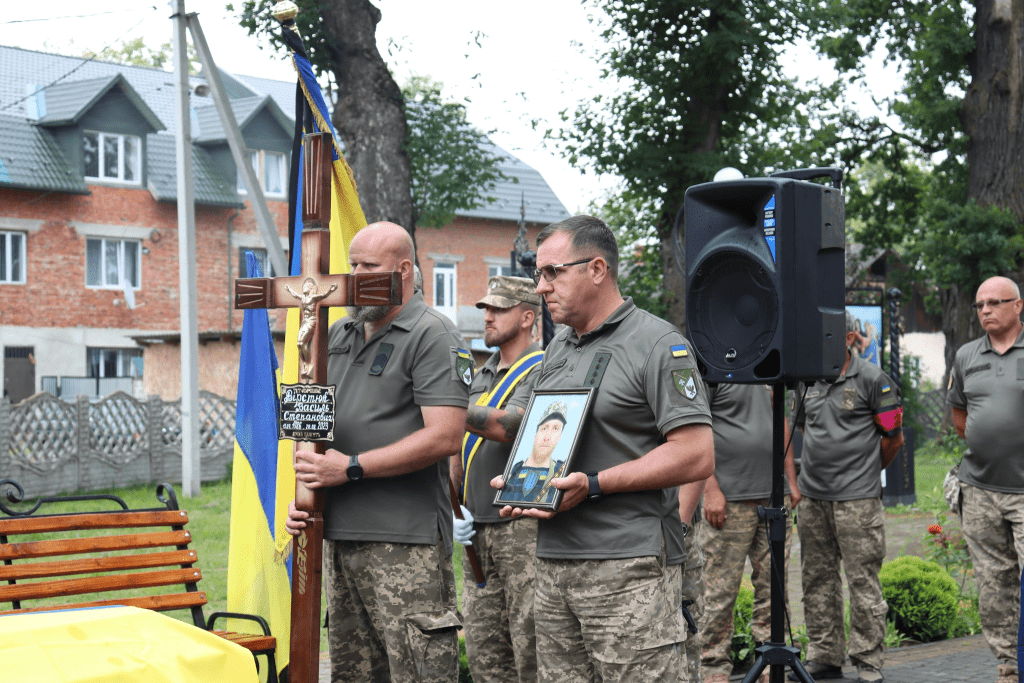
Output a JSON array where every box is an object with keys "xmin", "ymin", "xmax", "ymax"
[
  {"xmin": 2, "ymin": 9, "xmax": 126, "ymax": 24},
  {"xmin": 0, "ymin": 6, "xmax": 161, "ymax": 113}
]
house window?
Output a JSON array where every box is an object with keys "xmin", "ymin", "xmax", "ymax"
[
  {"xmin": 86, "ymin": 238, "xmax": 140, "ymax": 289},
  {"xmin": 488, "ymin": 263, "xmax": 509, "ymax": 278},
  {"xmin": 87, "ymin": 348, "xmax": 143, "ymax": 378},
  {"xmin": 83, "ymin": 131, "xmax": 141, "ymax": 184},
  {"xmin": 433, "ymin": 262, "xmax": 457, "ymax": 324},
  {"xmin": 237, "ymin": 150, "xmax": 287, "ymax": 197},
  {"xmin": 0, "ymin": 230, "xmax": 25, "ymax": 283},
  {"xmin": 238, "ymin": 247, "xmax": 280, "ymax": 278}
]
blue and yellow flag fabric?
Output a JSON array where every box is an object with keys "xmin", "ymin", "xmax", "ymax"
[
  {"xmin": 227, "ymin": 253, "xmax": 291, "ymax": 678},
  {"xmin": 226, "ymin": 23, "xmax": 368, "ymax": 680}
]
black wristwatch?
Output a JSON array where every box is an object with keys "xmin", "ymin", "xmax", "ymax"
[
  {"xmin": 346, "ymin": 453, "xmax": 363, "ymax": 482},
  {"xmin": 585, "ymin": 471, "xmax": 603, "ymax": 503}
]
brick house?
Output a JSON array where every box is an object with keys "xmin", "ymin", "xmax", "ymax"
[{"xmin": 0, "ymin": 45, "xmax": 568, "ymax": 403}]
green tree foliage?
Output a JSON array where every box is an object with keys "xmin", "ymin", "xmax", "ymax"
[
  {"xmin": 403, "ymin": 76, "xmax": 508, "ymax": 229},
  {"xmin": 809, "ymin": 0, "xmax": 1024, "ymax": 376},
  {"xmin": 79, "ymin": 37, "xmax": 199, "ymax": 74},
  {"xmin": 591, "ymin": 191, "xmax": 668, "ymax": 319},
  {"xmin": 556, "ymin": 1, "xmax": 841, "ymax": 325}
]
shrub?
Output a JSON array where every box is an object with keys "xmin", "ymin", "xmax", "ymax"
[
  {"xmin": 459, "ymin": 635, "xmax": 473, "ymax": 683},
  {"xmin": 731, "ymin": 585, "xmax": 755, "ymax": 666},
  {"xmin": 879, "ymin": 556, "xmax": 959, "ymax": 642}
]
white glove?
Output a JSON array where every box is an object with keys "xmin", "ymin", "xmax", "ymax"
[{"xmin": 453, "ymin": 505, "xmax": 476, "ymax": 546}]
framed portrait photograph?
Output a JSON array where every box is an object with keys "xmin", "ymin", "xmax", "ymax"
[{"xmin": 493, "ymin": 387, "xmax": 596, "ymax": 512}]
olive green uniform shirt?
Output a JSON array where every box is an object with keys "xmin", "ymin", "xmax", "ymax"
[
  {"xmin": 463, "ymin": 343, "xmax": 543, "ymax": 523},
  {"xmin": 322, "ymin": 292, "xmax": 472, "ymax": 555},
  {"xmin": 707, "ymin": 382, "xmax": 788, "ymax": 500},
  {"xmin": 795, "ymin": 353, "xmax": 901, "ymax": 501},
  {"xmin": 946, "ymin": 326, "xmax": 1024, "ymax": 493},
  {"xmin": 508, "ymin": 298, "xmax": 712, "ymax": 564}
]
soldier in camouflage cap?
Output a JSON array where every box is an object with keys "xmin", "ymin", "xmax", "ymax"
[
  {"xmin": 454, "ymin": 274, "xmax": 543, "ymax": 682},
  {"xmin": 947, "ymin": 276, "xmax": 1024, "ymax": 683}
]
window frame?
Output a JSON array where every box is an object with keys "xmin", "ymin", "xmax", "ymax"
[
  {"xmin": 237, "ymin": 150, "xmax": 288, "ymax": 198},
  {"xmin": 83, "ymin": 130, "xmax": 142, "ymax": 185},
  {"xmin": 87, "ymin": 347, "xmax": 143, "ymax": 379},
  {"xmin": 0, "ymin": 230, "xmax": 26, "ymax": 284},
  {"xmin": 85, "ymin": 237, "xmax": 142, "ymax": 290}
]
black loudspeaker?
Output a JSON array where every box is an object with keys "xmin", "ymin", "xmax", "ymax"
[{"xmin": 683, "ymin": 171, "xmax": 846, "ymax": 383}]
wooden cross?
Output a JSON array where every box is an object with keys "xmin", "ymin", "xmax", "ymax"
[{"xmin": 234, "ymin": 132, "xmax": 401, "ymax": 683}]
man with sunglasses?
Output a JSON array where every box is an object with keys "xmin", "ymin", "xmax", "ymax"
[
  {"xmin": 947, "ymin": 276, "xmax": 1024, "ymax": 683},
  {"xmin": 492, "ymin": 214, "xmax": 715, "ymax": 682}
]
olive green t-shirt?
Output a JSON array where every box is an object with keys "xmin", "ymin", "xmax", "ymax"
[
  {"xmin": 707, "ymin": 382, "xmax": 788, "ymax": 500},
  {"xmin": 794, "ymin": 353, "xmax": 901, "ymax": 501},
  {"xmin": 508, "ymin": 298, "xmax": 712, "ymax": 564},
  {"xmin": 322, "ymin": 292, "xmax": 471, "ymax": 555},
  {"xmin": 946, "ymin": 327, "xmax": 1024, "ymax": 493},
  {"xmin": 462, "ymin": 343, "xmax": 543, "ymax": 523}
]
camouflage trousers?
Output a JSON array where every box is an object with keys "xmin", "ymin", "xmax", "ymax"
[
  {"xmin": 461, "ymin": 518, "xmax": 538, "ymax": 683},
  {"xmin": 324, "ymin": 538, "xmax": 461, "ymax": 682},
  {"xmin": 534, "ymin": 550, "xmax": 686, "ymax": 683},
  {"xmin": 960, "ymin": 483, "xmax": 1024, "ymax": 668},
  {"xmin": 797, "ymin": 497, "xmax": 887, "ymax": 671},
  {"xmin": 699, "ymin": 496, "xmax": 792, "ymax": 680},
  {"xmin": 681, "ymin": 518, "xmax": 706, "ymax": 683}
]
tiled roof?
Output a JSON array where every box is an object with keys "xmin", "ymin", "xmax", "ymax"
[
  {"xmin": 458, "ymin": 142, "xmax": 570, "ymax": 224},
  {"xmin": 36, "ymin": 74, "xmax": 163, "ymax": 131},
  {"xmin": 0, "ymin": 113, "xmax": 87, "ymax": 193},
  {"xmin": 0, "ymin": 45, "xmax": 570, "ymax": 221},
  {"xmin": 194, "ymin": 95, "xmax": 291, "ymax": 144},
  {"xmin": 146, "ymin": 133, "xmax": 243, "ymax": 207}
]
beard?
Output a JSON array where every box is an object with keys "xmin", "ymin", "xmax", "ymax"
[
  {"xmin": 484, "ymin": 324, "xmax": 519, "ymax": 348},
  {"xmin": 348, "ymin": 304, "xmax": 390, "ymax": 323}
]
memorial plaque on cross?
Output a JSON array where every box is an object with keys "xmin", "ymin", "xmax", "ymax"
[{"xmin": 234, "ymin": 131, "xmax": 401, "ymax": 683}]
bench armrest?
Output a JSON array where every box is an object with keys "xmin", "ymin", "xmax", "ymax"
[{"xmin": 206, "ymin": 610, "xmax": 272, "ymax": 636}]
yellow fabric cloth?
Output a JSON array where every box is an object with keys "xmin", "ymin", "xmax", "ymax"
[{"xmin": 0, "ymin": 606, "xmax": 258, "ymax": 683}]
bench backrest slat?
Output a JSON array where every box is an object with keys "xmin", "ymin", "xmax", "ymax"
[
  {"xmin": 0, "ymin": 530, "xmax": 192, "ymax": 561},
  {"xmin": 0, "ymin": 510, "xmax": 189, "ymax": 535},
  {"xmin": 0, "ymin": 549, "xmax": 197, "ymax": 581},
  {"xmin": 0, "ymin": 591, "xmax": 208, "ymax": 616},
  {"xmin": 0, "ymin": 567, "xmax": 203, "ymax": 602}
]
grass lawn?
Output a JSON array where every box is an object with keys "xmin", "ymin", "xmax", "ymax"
[{"xmin": 3, "ymin": 477, "xmax": 472, "ymax": 656}]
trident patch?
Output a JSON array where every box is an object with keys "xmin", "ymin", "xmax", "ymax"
[{"xmin": 672, "ymin": 368, "xmax": 698, "ymax": 399}]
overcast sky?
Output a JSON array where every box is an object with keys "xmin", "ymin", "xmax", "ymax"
[{"xmin": 2, "ymin": 1, "xmax": 899, "ymax": 215}]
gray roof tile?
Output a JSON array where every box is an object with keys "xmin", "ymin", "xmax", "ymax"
[
  {"xmin": 0, "ymin": 45, "xmax": 570, "ymax": 220},
  {"xmin": 146, "ymin": 133, "xmax": 242, "ymax": 207},
  {"xmin": 36, "ymin": 74, "xmax": 163, "ymax": 131},
  {"xmin": 0, "ymin": 113, "xmax": 87, "ymax": 193},
  {"xmin": 194, "ymin": 95, "xmax": 291, "ymax": 144}
]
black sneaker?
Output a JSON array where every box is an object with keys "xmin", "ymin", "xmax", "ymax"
[{"xmin": 788, "ymin": 661, "xmax": 843, "ymax": 680}]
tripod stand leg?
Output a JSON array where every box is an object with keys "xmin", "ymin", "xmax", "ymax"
[{"xmin": 744, "ymin": 644, "xmax": 815, "ymax": 683}]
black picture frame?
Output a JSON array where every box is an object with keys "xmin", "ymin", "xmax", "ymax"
[{"xmin": 493, "ymin": 387, "xmax": 596, "ymax": 512}]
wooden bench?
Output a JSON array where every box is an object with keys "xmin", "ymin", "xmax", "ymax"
[{"xmin": 0, "ymin": 479, "xmax": 278, "ymax": 683}]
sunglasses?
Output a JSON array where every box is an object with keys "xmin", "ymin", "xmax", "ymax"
[
  {"xmin": 531, "ymin": 257, "xmax": 597, "ymax": 284},
  {"xmin": 971, "ymin": 298, "xmax": 1019, "ymax": 311}
]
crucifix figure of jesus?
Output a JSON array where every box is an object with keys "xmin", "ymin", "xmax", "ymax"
[{"xmin": 234, "ymin": 131, "xmax": 401, "ymax": 683}]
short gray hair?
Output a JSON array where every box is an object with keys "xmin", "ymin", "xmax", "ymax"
[{"xmin": 846, "ymin": 311, "xmax": 860, "ymax": 334}]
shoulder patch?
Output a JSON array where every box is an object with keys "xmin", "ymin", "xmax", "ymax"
[
  {"xmin": 881, "ymin": 384, "xmax": 891, "ymax": 393},
  {"xmin": 672, "ymin": 368, "xmax": 698, "ymax": 399},
  {"xmin": 670, "ymin": 343, "xmax": 688, "ymax": 358},
  {"xmin": 452, "ymin": 347, "xmax": 474, "ymax": 385}
]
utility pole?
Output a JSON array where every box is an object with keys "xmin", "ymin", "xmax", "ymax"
[{"xmin": 172, "ymin": 0, "xmax": 201, "ymax": 497}]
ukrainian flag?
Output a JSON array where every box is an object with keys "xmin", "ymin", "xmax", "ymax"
[
  {"xmin": 226, "ymin": 22, "xmax": 368, "ymax": 680},
  {"xmin": 227, "ymin": 252, "xmax": 291, "ymax": 680}
]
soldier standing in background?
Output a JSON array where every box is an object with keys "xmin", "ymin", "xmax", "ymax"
[{"xmin": 700, "ymin": 383, "xmax": 800, "ymax": 683}]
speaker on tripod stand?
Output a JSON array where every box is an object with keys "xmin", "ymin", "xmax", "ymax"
[
  {"xmin": 683, "ymin": 168, "xmax": 847, "ymax": 683},
  {"xmin": 684, "ymin": 169, "xmax": 846, "ymax": 384}
]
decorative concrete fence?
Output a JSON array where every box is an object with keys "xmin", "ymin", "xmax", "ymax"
[{"xmin": 0, "ymin": 391, "xmax": 236, "ymax": 497}]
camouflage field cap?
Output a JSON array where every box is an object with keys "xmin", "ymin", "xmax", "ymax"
[{"xmin": 475, "ymin": 275, "xmax": 541, "ymax": 309}]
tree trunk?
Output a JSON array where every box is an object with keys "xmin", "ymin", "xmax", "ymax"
[
  {"xmin": 939, "ymin": 0, "xmax": 1024, "ymax": 380},
  {"xmin": 659, "ymin": 209, "xmax": 687, "ymax": 333},
  {"xmin": 962, "ymin": 0, "xmax": 1024, "ymax": 220},
  {"xmin": 319, "ymin": 0, "xmax": 414, "ymax": 234}
]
